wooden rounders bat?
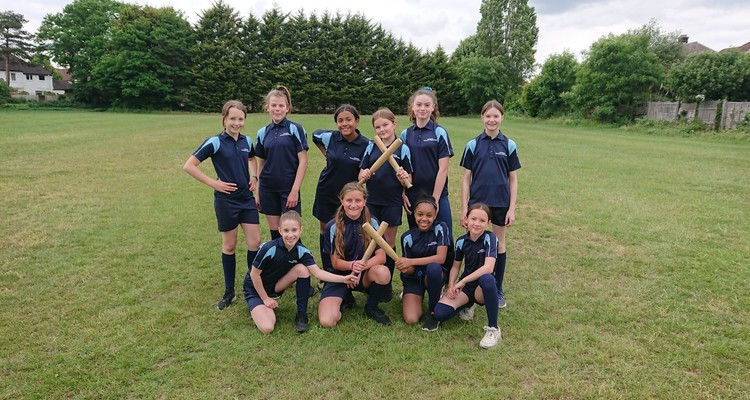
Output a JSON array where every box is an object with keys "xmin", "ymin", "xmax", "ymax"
[
  {"xmin": 362, "ymin": 222, "xmax": 400, "ymax": 261},
  {"xmin": 358, "ymin": 138, "xmax": 403, "ymax": 184},
  {"xmin": 372, "ymin": 136, "xmax": 413, "ymax": 188}
]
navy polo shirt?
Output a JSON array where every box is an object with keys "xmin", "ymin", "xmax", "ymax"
[
  {"xmin": 313, "ymin": 129, "xmax": 370, "ymax": 198},
  {"xmin": 400, "ymin": 221, "xmax": 449, "ymax": 259},
  {"xmin": 192, "ymin": 131, "xmax": 255, "ymax": 199},
  {"xmin": 460, "ymin": 131, "xmax": 521, "ymax": 207},
  {"xmin": 323, "ymin": 216, "xmax": 380, "ymax": 275},
  {"xmin": 255, "ymin": 118, "xmax": 308, "ymax": 192},
  {"xmin": 249, "ymin": 238, "xmax": 316, "ymax": 289},
  {"xmin": 400, "ymin": 120, "xmax": 454, "ymax": 200},
  {"xmin": 454, "ymin": 231, "xmax": 498, "ymax": 279},
  {"xmin": 359, "ymin": 140, "xmax": 413, "ymax": 206}
]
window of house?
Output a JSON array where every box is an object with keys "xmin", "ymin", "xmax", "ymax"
[
  {"xmin": 10, "ymin": 72, "xmax": 16, "ymax": 81},
  {"xmin": 25, "ymin": 74, "xmax": 33, "ymax": 80},
  {"xmin": 39, "ymin": 75, "xmax": 46, "ymax": 80}
]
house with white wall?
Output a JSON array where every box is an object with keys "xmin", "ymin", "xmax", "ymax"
[{"xmin": 1, "ymin": 54, "xmax": 54, "ymax": 98}]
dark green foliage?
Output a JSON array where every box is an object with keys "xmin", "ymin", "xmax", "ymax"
[
  {"xmin": 0, "ymin": 79, "xmax": 10, "ymax": 102},
  {"xmin": 667, "ymin": 51, "xmax": 750, "ymax": 101},
  {"xmin": 37, "ymin": 0, "xmax": 127, "ymax": 106},
  {"xmin": 521, "ymin": 52, "xmax": 578, "ymax": 118},
  {"xmin": 570, "ymin": 33, "xmax": 662, "ymax": 123},
  {"xmin": 189, "ymin": 1, "xmax": 252, "ymax": 112},
  {"xmin": 91, "ymin": 5, "xmax": 194, "ymax": 109}
]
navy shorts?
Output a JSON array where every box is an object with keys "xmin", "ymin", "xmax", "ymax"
[
  {"xmin": 312, "ymin": 196, "xmax": 339, "ymax": 224},
  {"xmin": 320, "ymin": 270, "xmax": 372, "ymax": 299},
  {"xmin": 243, "ymin": 276, "xmax": 284, "ymax": 311},
  {"xmin": 401, "ymin": 270, "xmax": 426, "ymax": 296},
  {"xmin": 214, "ymin": 195, "xmax": 259, "ymax": 232},
  {"xmin": 259, "ymin": 189, "xmax": 301, "ymax": 216},
  {"xmin": 489, "ymin": 207, "xmax": 509, "ymax": 227},
  {"xmin": 367, "ymin": 203, "xmax": 402, "ymax": 226}
]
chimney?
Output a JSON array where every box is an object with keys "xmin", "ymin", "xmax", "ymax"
[{"xmin": 678, "ymin": 34, "xmax": 689, "ymax": 44}]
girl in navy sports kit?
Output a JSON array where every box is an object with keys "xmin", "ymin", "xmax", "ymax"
[
  {"xmin": 400, "ymin": 88, "xmax": 455, "ymax": 268},
  {"xmin": 318, "ymin": 182, "xmax": 393, "ymax": 327},
  {"xmin": 396, "ymin": 197, "xmax": 448, "ymax": 331},
  {"xmin": 460, "ymin": 100, "xmax": 520, "ymax": 310},
  {"xmin": 183, "ymin": 100, "xmax": 261, "ymax": 310},
  {"xmin": 312, "ymin": 105, "xmax": 370, "ymax": 275},
  {"xmin": 434, "ymin": 204, "xmax": 502, "ymax": 349},
  {"xmin": 242, "ymin": 211, "xmax": 357, "ymax": 334},
  {"xmin": 255, "ymin": 86, "xmax": 309, "ymax": 240},
  {"xmin": 358, "ymin": 108, "xmax": 413, "ymax": 300}
]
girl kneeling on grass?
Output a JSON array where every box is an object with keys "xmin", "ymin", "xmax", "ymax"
[
  {"xmin": 395, "ymin": 196, "xmax": 448, "ymax": 331},
  {"xmin": 242, "ymin": 211, "xmax": 356, "ymax": 334},
  {"xmin": 433, "ymin": 203, "xmax": 502, "ymax": 349},
  {"xmin": 318, "ymin": 182, "xmax": 393, "ymax": 327},
  {"xmin": 183, "ymin": 100, "xmax": 261, "ymax": 310}
]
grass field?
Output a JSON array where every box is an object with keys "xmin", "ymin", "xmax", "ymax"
[{"xmin": 1, "ymin": 109, "xmax": 748, "ymax": 399}]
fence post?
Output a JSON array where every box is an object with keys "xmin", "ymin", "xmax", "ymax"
[{"xmin": 720, "ymin": 98, "xmax": 729, "ymax": 131}]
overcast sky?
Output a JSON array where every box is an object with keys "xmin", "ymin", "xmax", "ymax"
[{"xmin": 11, "ymin": 0, "xmax": 750, "ymax": 68}]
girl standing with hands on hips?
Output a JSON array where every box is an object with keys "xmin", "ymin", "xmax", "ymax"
[
  {"xmin": 400, "ymin": 87, "xmax": 455, "ymax": 266},
  {"xmin": 359, "ymin": 108, "xmax": 413, "ymax": 300},
  {"xmin": 255, "ymin": 86, "xmax": 308, "ymax": 240},
  {"xmin": 318, "ymin": 182, "xmax": 393, "ymax": 327},
  {"xmin": 312, "ymin": 105, "xmax": 370, "ymax": 272},
  {"xmin": 460, "ymin": 100, "xmax": 520, "ymax": 309},
  {"xmin": 433, "ymin": 204, "xmax": 502, "ymax": 349},
  {"xmin": 183, "ymin": 100, "xmax": 261, "ymax": 310}
]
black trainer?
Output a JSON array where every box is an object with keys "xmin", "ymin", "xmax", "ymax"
[
  {"xmin": 422, "ymin": 314, "xmax": 440, "ymax": 332},
  {"xmin": 364, "ymin": 306, "xmax": 391, "ymax": 326},
  {"xmin": 217, "ymin": 290, "xmax": 236, "ymax": 310},
  {"xmin": 295, "ymin": 312, "xmax": 309, "ymax": 333}
]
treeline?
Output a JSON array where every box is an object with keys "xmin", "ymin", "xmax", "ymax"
[
  {"xmin": 36, "ymin": 0, "xmax": 468, "ymax": 114},
  {"xmin": 520, "ymin": 20, "xmax": 750, "ymax": 123}
]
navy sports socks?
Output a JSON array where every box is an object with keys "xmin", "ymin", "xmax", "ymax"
[
  {"xmin": 433, "ymin": 302, "xmax": 458, "ymax": 322},
  {"xmin": 479, "ymin": 274, "xmax": 499, "ymax": 328},
  {"xmin": 270, "ymin": 229, "xmax": 281, "ymax": 240},
  {"xmin": 425, "ymin": 263, "xmax": 443, "ymax": 314},
  {"xmin": 296, "ymin": 277, "xmax": 311, "ymax": 314},
  {"xmin": 495, "ymin": 252, "xmax": 507, "ymax": 293},
  {"xmin": 247, "ymin": 250, "xmax": 258, "ymax": 271},
  {"xmin": 221, "ymin": 252, "xmax": 236, "ymax": 291},
  {"xmin": 366, "ymin": 283, "xmax": 386, "ymax": 309}
]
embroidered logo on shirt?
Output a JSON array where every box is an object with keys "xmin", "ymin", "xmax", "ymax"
[
  {"xmin": 423, "ymin": 138, "xmax": 438, "ymax": 142},
  {"xmin": 495, "ymin": 151, "xmax": 507, "ymax": 157},
  {"xmin": 241, "ymin": 148, "xmax": 251, "ymax": 152},
  {"xmin": 427, "ymin": 241, "xmax": 437, "ymax": 246},
  {"xmin": 280, "ymin": 132, "xmax": 292, "ymax": 137},
  {"xmin": 349, "ymin": 157, "xmax": 362, "ymax": 162},
  {"xmin": 477, "ymin": 249, "xmax": 485, "ymax": 254},
  {"xmin": 288, "ymin": 259, "xmax": 298, "ymax": 264}
]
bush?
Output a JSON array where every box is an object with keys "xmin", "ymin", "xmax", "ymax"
[{"xmin": 0, "ymin": 81, "xmax": 11, "ymax": 103}]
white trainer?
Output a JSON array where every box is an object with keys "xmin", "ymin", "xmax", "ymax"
[
  {"xmin": 479, "ymin": 326, "xmax": 502, "ymax": 349},
  {"xmin": 459, "ymin": 304, "xmax": 476, "ymax": 321}
]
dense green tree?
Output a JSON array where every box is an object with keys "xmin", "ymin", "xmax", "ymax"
[
  {"xmin": 37, "ymin": 0, "xmax": 126, "ymax": 105},
  {"xmin": 456, "ymin": 56, "xmax": 510, "ymax": 112},
  {"xmin": 91, "ymin": 5, "xmax": 194, "ymax": 108},
  {"xmin": 0, "ymin": 78, "xmax": 10, "ymax": 101},
  {"xmin": 570, "ymin": 33, "xmax": 662, "ymax": 123},
  {"xmin": 475, "ymin": 0, "xmax": 538, "ymax": 88},
  {"xmin": 189, "ymin": 1, "xmax": 249, "ymax": 112},
  {"xmin": 667, "ymin": 50, "xmax": 750, "ymax": 101},
  {"xmin": 1, "ymin": 11, "xmax": 35, "ymax": 83},
  {"xmin": 520, "ymin": 51, "xmax": 577, "ymax": 118},
  {"xmin": 452, "ymin": 34, "xmax": 479, "ymax": 62}
]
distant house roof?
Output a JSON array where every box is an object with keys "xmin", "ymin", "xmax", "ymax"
[
  {"xmin": 683, "ymin": 41, "xmax": 715, "ymax": 55},
  {"xmin": 56, "ymin": 68, "xmax": 72, "ymax": 81},
  {"xmin": 53, "ymin": 79, "xmax": 72, "ymax": 91},
  {"xmin": 0, "ymin": 54, "xmax": 52, "ymax": 75}
]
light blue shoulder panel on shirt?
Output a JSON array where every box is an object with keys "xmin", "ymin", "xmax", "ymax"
[
  {"xmin": 315, "ymin": 130, "xmax": 334, "ymax": 149},
  {"xmin": 463, "ymin": 138, "xmax": 477, "ymax": 158},
  {"xmin": 199, "ymin": 136, "xmax": 221, "ymax": 154},
  {"xmin": 259, "ymin": 246, "xmax": 277, "ymax": 266},
  {"xmin": 402, "ymin": 233, "xmax": 414, "ymax": 250},
  {"xmin": 456, "ymin": 237, "xmax": 465, "ymax": 251},
  {"xmin": 508, "ymin": 138, "xmax": 517, "ymax": 155},
  {"xmin": 297, "ymin": 245, "xmax": 312, "ymax": 259},
  {"xmin": 399, "ymin": 129, "xmax": 409, "ymax": 142},
  {"xmin": 289, "ymin": 123, "xmax": 304, "ymax": 143},
  {"xmin": 256, "ymin": 126, "xmax": 267, "ymax": 145}
]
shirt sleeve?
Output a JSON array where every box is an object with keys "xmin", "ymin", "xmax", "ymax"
[
  {"xmin": 400, "ymin": 145, "xmax": 414, "ymax": 173},
  {"xmin": 436, "ymin": 126, "xmax": 454, "ymax": 158},
  {"xmin": 360, "ymin": 141, "xmax": 375, "ymax": 169},
  {"xmin": 192, "ymin": 136, "xmax": 219, "ymax": 162},
  {"xmin": 312, "ymin": 130, "xmax": 334, "ymax": 150},
  {"xmin": 291, "ymin": 122, "xmax": 309, "ymax": 152},
  {"xmin": 459, "ymin": 138, "xmax": 476, "ymax": 170},
  {"xmin": 508, "ymin": 138, "xmax": 521, "ymax": 171},
  {"xmin": 254, "ymin": 126, "xmax": 267, "ymax": 159},
  {"xmin": 252, "ymin": 242, "xmax": 273, "ymax": 269}
]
